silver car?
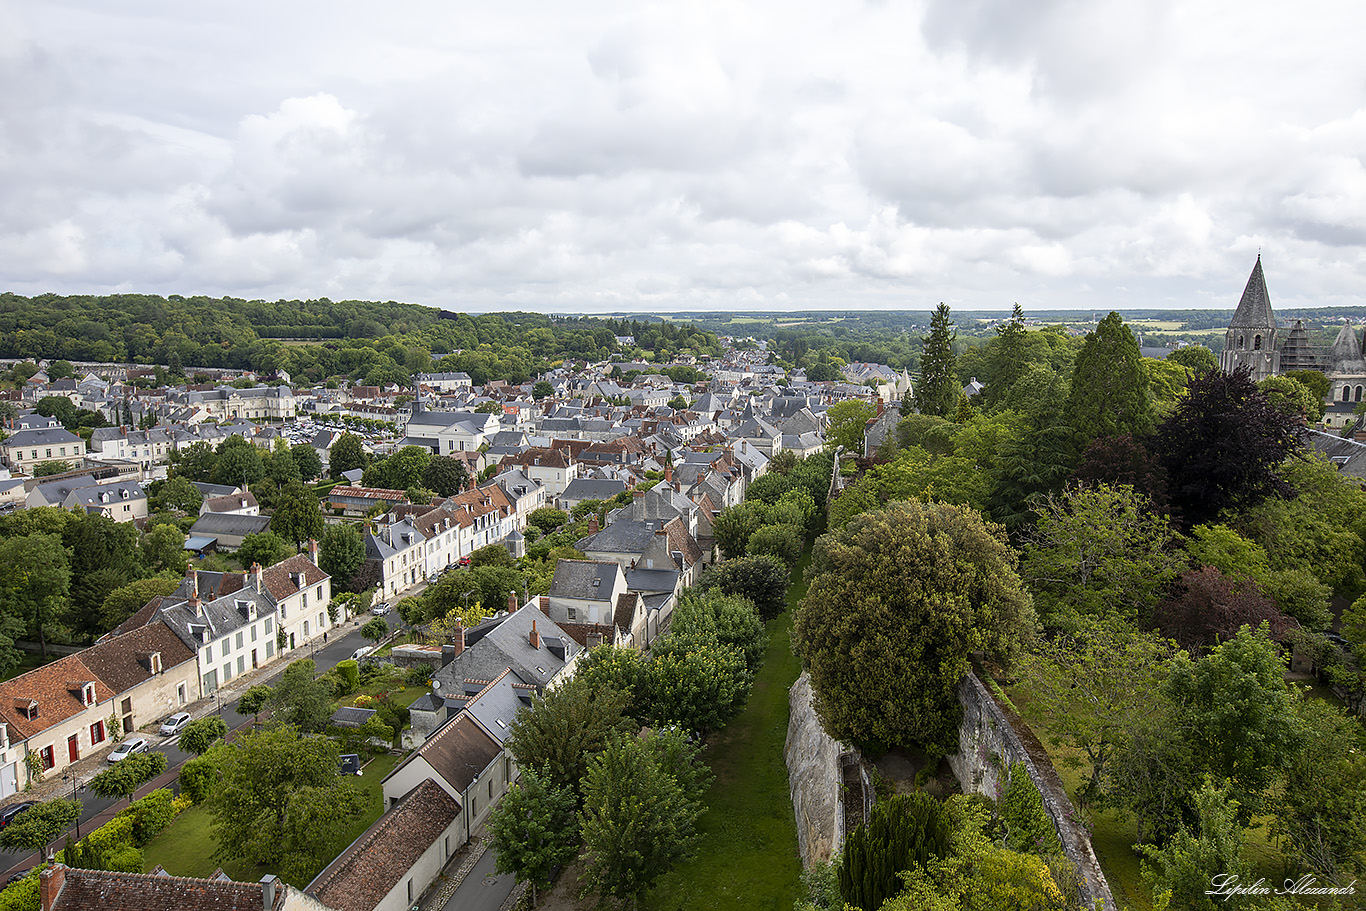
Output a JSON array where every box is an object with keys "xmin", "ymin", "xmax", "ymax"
[
  {"xmin": 107, "ymin": 736, "xmax": 150, "ymax": 762},
  {"xmin": 159, "ymin": 712, "xmax": 192, "ymax": 736}
]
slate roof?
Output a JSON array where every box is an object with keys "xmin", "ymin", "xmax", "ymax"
[
  {"xmin": 188, "ymin": 513, "xmax": 272, "ymax": 539},
  {"xmin": 1229, "ymin": 255, "xmax": 1275, "ymax": 329},
  {"xmin": 431, "ymin": 605, "xmax": 579, "ymax": 695},
  {"xmin": 548, "ymin": 559, "xmax": 621, "ymax": 601},
  {"xmin": 462, "ymin": 668, "xmax": 533, "ymax": 744},
  {"xmin": 560, "ymin": 477, "xmax": 627, "ymax": 502},
  {"xmin": 576, "ymin": 517, "xmax": 665, "ymax": 557},
  {"xmin": 4, "ymin": 426, "xmax": 82, "ymax": 448},
  {"xmin": 44, "ymin": 865, "xmax": 290, "ymax": 911},
  {"xmin": 308, "ymin": 778, "xmax": 459, "ymax": 911},
  {"xmin": 330, "ymin": 706, "xmax": 377, "ymax": 728}
]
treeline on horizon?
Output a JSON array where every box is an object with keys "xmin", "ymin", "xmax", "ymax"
[{"xmin": 0, "ymin": 293, "xmax": 721, "ymax": 388}]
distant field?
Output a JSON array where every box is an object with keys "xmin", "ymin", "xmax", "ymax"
[{"xmin": 1128, "ymin": 320, "xmax": 1186, "ymax": 330}]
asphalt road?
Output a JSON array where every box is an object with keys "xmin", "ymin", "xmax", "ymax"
[
  {"xmin": 0, "ymin": 617, "xmax": 380, "ymax": 878},
  {"xmin": 441, "ymin": 847, "xmax": 516, "ymax": 911}
]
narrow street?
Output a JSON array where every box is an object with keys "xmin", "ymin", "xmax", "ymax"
[{"xmin": 440, "ymin": 846, "xmax": 515, "ymax": 911}]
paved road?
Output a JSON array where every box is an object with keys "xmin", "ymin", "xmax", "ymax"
[
  {"xmin": 0, "ymin": 618, "xmax": 375, "ymax": 877},
  {"xmin": 441, "ymin": 847, "xmax": 516, "ymax": 911}
]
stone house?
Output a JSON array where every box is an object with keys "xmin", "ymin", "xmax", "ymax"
[{"xmin": 0, "ymin": 620, "xmax": 196, "ymax": 794}]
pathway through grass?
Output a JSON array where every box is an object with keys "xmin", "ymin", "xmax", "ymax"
[{"xmin": 643, "ymin": 553, "xmax": 811, "ymax": 911}]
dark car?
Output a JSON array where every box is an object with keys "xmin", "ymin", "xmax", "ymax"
[
  {"xmin": 0, "ymin": 801, "xmax": 36, "ymax": 829},
  {"xmin": 338, "ymin": 753, "xmax": 362, "ymax": 776}
]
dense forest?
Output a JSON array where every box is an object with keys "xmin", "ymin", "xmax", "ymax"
[{"xmin": 0, "ymin": 294, "xmax": 722, "ymax": 387}]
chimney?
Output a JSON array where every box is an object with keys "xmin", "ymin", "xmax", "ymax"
[
  {"xmin": 259, "ymin": 874, "xmax": 279, "ymax": 911},
  {"xmin": 453, "ymin": 620, "xmax": 466, "ymax": 657},
  {"xmin": 530, "ymin": 619, "xmax": 540, "ymax": 649},
  {"xmin": 308, "ymin": 537, "xmax": 319, "ymax": 566},
  {"xmin": 252, "ymin": 562, "xmax": 263, "ymax": 593},
  {"xmin": 538, "ymin": 596, "xmax": 550, "ymax": 616},
  {"xmin": 664, "ymin": 462, "xmax": 672, "ymax": 485},
  {"xmin": 508, "ymin": 590, "xmax": 519, "ymax": 613},
  {"xmin": 39, "ymin": 864, "xmax": 66, "ymax": 911},
  {"xmin": 587, "ymin": 514, "xmax": 599, "ymax": 534}
]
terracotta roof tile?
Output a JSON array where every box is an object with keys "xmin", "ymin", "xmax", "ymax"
[
  {"xmin": 47, "ymin": 865, "xmax": 288, "ymax": 911},
  {"xmin": 309, "ymin": 778, "xmax": 459, "ymax": 911}
]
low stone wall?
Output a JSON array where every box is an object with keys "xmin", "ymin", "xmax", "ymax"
[
  {"xmin": 949, "ymin": 671, "xmax": 1115, "ymax": 911},
  {"xmin": 784, "ymin": 672, "xmax": 847, "ymax": 866}
]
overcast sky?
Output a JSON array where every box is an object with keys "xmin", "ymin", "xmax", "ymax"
[{"xmin": 3, "ymin": 1, "xmax": 1365, "ymax": 315}]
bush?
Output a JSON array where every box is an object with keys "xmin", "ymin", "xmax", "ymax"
[
  {"xmin": 405, "ymin": 663, "xmax": 434, "ymax": 686},
  {"xmin": 179, "ymin": 754, "xmax": 218, "ymax": 804},
  {"xmin": 0, "ymin": 868, "xmax": 39, "ymax": 910},
  {"xmin": 838, "ymin": 791, "xmax": 952, "ymax": 911},
  {"xmin": 334, "ymin": 659, "xmax": 360, "ymax": 694},
  {"xmin": 67, "ymin": 814, "xmax": 134, "ymax": 866},
  {"xmin": 115, "ymin": 788, "xmax": 182, "ymax": 846},
  {"xmin": 999, "ymin": 763, "xmax": 1062, "ymax": 856}
]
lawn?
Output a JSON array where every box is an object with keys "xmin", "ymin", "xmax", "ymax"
[
  {"xmin": 642, "ymin": 552, "xmax": 811, "ymax": 911},
  {"xmin": 1005, "ymin": 683, "xmax": 1352, "ymax": 911},
  {"xmin": 142, "ymin": 752, "xmax": 400, "ymax": 886}
]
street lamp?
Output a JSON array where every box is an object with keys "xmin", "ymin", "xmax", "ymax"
[
  {"xmin": 213, "ymin": 693, "xmax": 222, "ymax": 717},
  {"xmin": 62, "ymin": 772, "xmax": 80, "ymax": 839}
]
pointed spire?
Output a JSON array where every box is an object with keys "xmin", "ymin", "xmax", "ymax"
[
  {"xmin": 1229, "ymin": 255, "xmax": 1275, "ymax": 329},
  {"xmin": 1331, "ymin": 323, "xmax": 1366, "ymax": 373}
]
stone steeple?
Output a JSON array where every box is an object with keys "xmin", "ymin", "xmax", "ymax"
[
  {"xmin": 1220, "ymin": 255, "xmax": 1280, "ymax": 381},
  {"xmin": 1330, "ymin": 323, "xmax": 1366, "ymax": 374}
]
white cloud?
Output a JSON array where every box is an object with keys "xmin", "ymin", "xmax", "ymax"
[{"xmin": 2, "ymin": 0, "xmax": 1366, "ymax": 312}]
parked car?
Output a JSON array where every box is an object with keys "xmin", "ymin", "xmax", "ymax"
[
  {"xmin": 0, "ymin": 802, "xmax": 35, "ymax": 829},
  {"xmin": 371, "ymin": 602, "xmax": 390, "ymax": 615},
  {"xmin": 338, "ymin": 753, "xmax": 362, "ymax": 776},
  {"xmin": 5, "ymin": 868, "xmax": 31, "ymax": 885},
  {"xmin": 107, "ymin": 736, "xmax": 150, "ymax": 762},
  {"xmin": 458, "ymin": 556, "xmax": 471, "ymax": 566},
  {"xmin": 159, "ymin": 711, "xmax": 192, "ymax": 736},
  {"xmin": 350, "ymin": 646, "xmax": 374, "ymax": 661}
]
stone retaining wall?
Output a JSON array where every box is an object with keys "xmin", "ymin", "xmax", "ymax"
[
  {"xmin": 949, "ymin": 671, "xmax": 1115, "ymax": 911},
  {"xmin": 784, "ymin": 672, "xmax": 847, "ymax": 866}
]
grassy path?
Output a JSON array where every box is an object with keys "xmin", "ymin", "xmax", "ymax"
[{"xmin": 643, "ymin": 553, "xmax": 811, "ymax": 911}]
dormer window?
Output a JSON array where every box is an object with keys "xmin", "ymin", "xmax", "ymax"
[
  {"xmin": 14, "ymin": 700, "xmax": 37, "ymax": 721},
  {"xmin": 84, "ymin": 683, "xmax": 96, "ymax": 705}
]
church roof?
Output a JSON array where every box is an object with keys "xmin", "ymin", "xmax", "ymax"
[
  {"xmin": 1229, "ymin": 255, "xmax": 1275, "ymax": 329},
  {"xmin": 1330, "ymin": 323, "xmax": 1366, "ymax": 373}
]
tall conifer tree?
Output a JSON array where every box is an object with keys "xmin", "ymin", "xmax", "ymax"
[{"xmin": 914, "ymin": 303, "xmax": 958, "ymax": 418}]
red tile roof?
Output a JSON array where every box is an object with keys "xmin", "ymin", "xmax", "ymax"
[{"xmin": 43, "ymin": 864, "xmax": 289, "ymax": 911}]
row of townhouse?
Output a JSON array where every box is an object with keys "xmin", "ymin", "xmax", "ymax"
[
  {"xmin": 112, "ymin": 543, "xmax": 333, "ymax": 693},
  {"xmin": 364, "ymin": 469, "xmax": 545, "ymax": 600}
]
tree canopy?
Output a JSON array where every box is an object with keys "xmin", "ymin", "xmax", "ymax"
[{"xmin": 793, "ymin": 500, "xmax": 1036, "ymax": 751}]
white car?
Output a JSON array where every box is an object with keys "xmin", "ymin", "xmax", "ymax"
[
  {"xmin": 370, "ymin": 602, "xmax": 390, "ymax": 615},
  {"xmin": 159, "ymin": 712, "xmax": 192, "ymax": 736},
  {"xmin": 107, "ymin": 736, "xmax": 150, "ymax": 763},
  {"xmin": 350, "ymin": 646, "xmax": 374, "ymax": 661}
]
